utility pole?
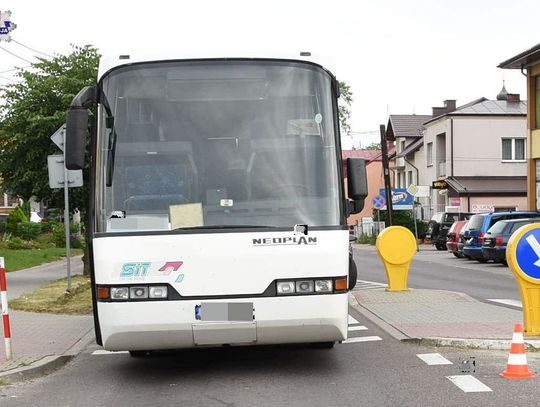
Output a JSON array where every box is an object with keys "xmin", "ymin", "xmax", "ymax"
[{"xmin": 380, "ymin": 124, "xmax": 393, "ymax": 226}]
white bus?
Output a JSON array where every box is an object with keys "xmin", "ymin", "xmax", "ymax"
[{"xmin": 65, "ymin": 53, "xmax": 368, "ymax": 355}]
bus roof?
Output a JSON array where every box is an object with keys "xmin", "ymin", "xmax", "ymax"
[{"xmin": 97, "ymin": 51, "xmax": 336, "ymax": 81}]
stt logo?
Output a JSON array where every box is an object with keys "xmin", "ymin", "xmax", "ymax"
[
  {"xmin": 121, "ymin": 262, "xmax": 151, "ymax": 278},
  {"xmin": 159, "ymin": 261, "xmax": 183, "ymax": 275}
]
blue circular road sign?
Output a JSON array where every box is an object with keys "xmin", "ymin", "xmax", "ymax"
[
  {"xmin": 373, "ymin": 195, "xmax": 386, "ymax": 209},
  {"xmin": 514, "ymin": 227, "xmax": 540, "ymax": 280}
]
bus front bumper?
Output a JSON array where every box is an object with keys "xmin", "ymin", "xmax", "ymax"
[{"xmin": 97, "ymin": 293, "xmax": 349, "ymax": 351}]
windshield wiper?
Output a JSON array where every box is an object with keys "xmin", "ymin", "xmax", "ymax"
[
  {"xmin": 172, "ymin": 225, "xmax": 278, "ymax": 231},
  {"xmin": 100, "ymin": 91, "xmax": 118, "ymax": 187}
]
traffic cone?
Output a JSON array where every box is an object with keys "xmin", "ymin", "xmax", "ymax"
[{"xmin": 500, "ymin": 323, "xmax": 534, "ymax": 379}]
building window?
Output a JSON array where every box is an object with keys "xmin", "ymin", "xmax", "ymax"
[
  {"xmin": 427, "ymin": 142, "xmax": 433, "ymax": 166},
  {"xmin": 536, "ymin": 76, "xmax": 540, "ymax": 129},
  {"xmin": 501, "ymin": 138, "xmax": 526, "ymax": 161},
  {"xmin": 408, "ymin": 170, "xmax": 413, "ymax": 186}
]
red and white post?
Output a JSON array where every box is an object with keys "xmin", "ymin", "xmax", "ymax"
[{"xmin": 0, "ymin": 257, "xmax": 12, "ymax": 360}]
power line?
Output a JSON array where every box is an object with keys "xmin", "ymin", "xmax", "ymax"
[
  {"xmin": 0, "ymin": 46, "xmax": 34, "ymax": 64},
  {"xmin": 0, "ymin": 75, "xmax": 17, "ymax": 83},
  {"xmin": 0, "ymin": 66, "xmax": 31, "ymax": 74},
  {"xmin": 10, "ymin": 39, "xmax": 53, "ymax": 58}
]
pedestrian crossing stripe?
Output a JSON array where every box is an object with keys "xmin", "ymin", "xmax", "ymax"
[
  {"xmin": 92, "ymin": 350, "xmax": 129, "ymax": 355},
  {"xmin": 446, "ymin": 375, "xmax": 492, "ymax": 393},
  {"xmin": 343, "ymin": 336, "xmax": 382, "ymax": 344},
  {"xmin": 348, "ymin": 325, "xmax": 368, "ymax": 332},
  {"xmin": 348, "ymin": 315, "xmax": 359, "ymax": 324},
  {"xmin": 354, "ymin": 280, "xmax": 388, "ymax": 290}
]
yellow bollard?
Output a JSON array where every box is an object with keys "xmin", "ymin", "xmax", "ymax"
[
  {"xmin": 506, "ymin": 223, "xmax": 540, "ymax": 336},
  {"xmin": 375, "ymin": 226, "xmax": 417, "ymax": 291}
]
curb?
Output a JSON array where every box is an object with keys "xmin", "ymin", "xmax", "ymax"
[
  {"xmin": 417, "ymin": 337, "xmax": 540, "ymax": 351},
  {"xmin": 0, "ymin": 328, "xmax": 95, "ymax": 385},
  {"xmin": 0, "ymin": 355, "xmax": 73, "ymax": 384},
  {"xmin": 348, "ymin": 293, "xmax": 411, "ymax": 341}
]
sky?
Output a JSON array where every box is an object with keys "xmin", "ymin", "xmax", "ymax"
[{"xmin": 0, "ymin": 0, "xmax": 537, "ymax": 149}]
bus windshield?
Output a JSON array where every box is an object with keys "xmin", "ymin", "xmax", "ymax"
[{"xmin": 95, "ymin": 60, "xmax": 342, "ymax": 233}]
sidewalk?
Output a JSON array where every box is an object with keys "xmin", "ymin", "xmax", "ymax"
[
  {"xmin": 0, "ymin": 257, "xmax": 94, "ymax": 384},
  {"xmin": 349, "ymin": 287, "xmax": 540, "ymax": 350}
]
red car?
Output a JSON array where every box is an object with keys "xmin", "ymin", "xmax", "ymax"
[{"xmin": 446, "ymin": 220, "xmax": 467, "ymax": 257}]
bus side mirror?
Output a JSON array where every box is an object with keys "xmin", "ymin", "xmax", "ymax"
[
  {"xmin": 65, "ymin": 108, "xmax": 88, "ymax": 170},
  {"xmin": 65, "ymin": 86, "xmax": 96, "ymax": 170},
  {"xmin": 347, "ymin": 158, "xmax": 368, "ymax": 214}
]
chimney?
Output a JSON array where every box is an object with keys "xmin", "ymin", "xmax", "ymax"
[
  {"xmin": 506, "ymin": 93, "xmax": 520, "ymax": 102},
  {"xmin": 432, "ymin": 107, "xmax": 447, "ymax": 117},
  {"xmin": 444, "ymin": 100, "xmax": 456, "ymax": 111},
  {"xmin": 432, "ymin": 100, "xmax": 456, "ymax": 117}
]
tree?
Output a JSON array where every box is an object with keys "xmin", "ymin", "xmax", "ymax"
[
  {"xmin": 365, "ymin": 142, "xmax": 381, "ymax": 150},
  {"xmin": 0, "ymin": 45, "xmax": 99, "ymax": 213},
  {"xmin": 338, "ymin": 81, "xmax": 353, "ymax": 134}
]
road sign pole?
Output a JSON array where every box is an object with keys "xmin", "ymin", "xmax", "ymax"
[
  {"xmin": 63, "ymin": 154, "xmax": 72, "ymax": 292},
  {"xmin": 379, "ymin": 124, "xmax": 393, "ymax": 226},
  {"xmin": 412, "ymin": 204, "xmax": 419, "ymax": 252}
]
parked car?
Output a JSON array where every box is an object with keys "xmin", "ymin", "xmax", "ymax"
[
  {"xmin": 482, "ymin": 218, "xmax": 540, "ymax": 264},
  {"xmin": 446, "ymin": 220, "xmax": 467, "ymax": 257},
  {"xmin": 463, "ymin": 211, "xmax": 540, "ymax": 262},
  {"xmin": 457, "ymin": 220, "xmax": 471, "ymax": 258},
  {"xmin": 426, "ymin": 212, "xmax": 472, "ymax": 250}
]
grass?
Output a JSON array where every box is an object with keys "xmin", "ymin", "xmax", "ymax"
[
  {"xmin": 9, "ymin": 275, "xmax": 92, "ymax": 315},
  {"xmin": 1, "ymin": 248, "xmax": 83, "ymax": 272}
]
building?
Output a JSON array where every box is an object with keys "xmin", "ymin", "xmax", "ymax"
[
  {"xmin": 386, "ymin": 114, "xmax": 432, "ymax": 190},
  {"xmin": 386, "ymin": 93, "xmax": 528, "ymax": 218},
  {"xmin": 342, "ymin": 147, "xmax": 395, "ymax": 223},
  {"xmin": 423, "ymin": 94, "xmax": 527, "ymax": 214},
  {"xmin": 499, "ymin": 43, "xmax": 540, "ymax": 210}
]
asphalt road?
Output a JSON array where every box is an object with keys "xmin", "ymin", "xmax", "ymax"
[
  {"xmin": 2, "ymin": 306, "xmax": 540, "ymax": 406},
  {"xmin": 4, "ymin": 257, "xmax": 83, "ymax": 300},
  {"xmin": 352, "ymin": 245, "xmax": 521, "ymax": 304},
  {"xmin": 2, "ymin": 252, "xmax": 540, "ymax": 406}
]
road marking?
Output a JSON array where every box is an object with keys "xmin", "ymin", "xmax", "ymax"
[
  {"xmin": 446, "ymin": 375, "xmax": 492, "ymax": 393},
  {"xmin": 417, "ymin": 353, "xmax": 453, "ymax": 365},
  {"xmin": 92, "ymin": 350, "xmax": 129, "ymax": 355},
  {"xmin": 525, "ymin": 234, "xmax": 540, "ymax": 266},
  {"xmin": 486, "ymin": 299, "xmax": 522, "ymax": 308},
  {"xmin": 348, "ymin": 315, "xmax": 359, "ymax": 325},
  {"xmin": 342, "ymin": 336, "xmax": 382, "ymax": 344},
  {"xmin": 348, "ymin": 325, "xmax": 368, "ymax": 332},
  {"xmin": 355, "ymin": 280, "xmax": 387, "ymax": 290}
]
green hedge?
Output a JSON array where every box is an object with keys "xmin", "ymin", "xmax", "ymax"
[{"xmin": 16, "ymin": 221, "xmax": 43, "ymax": 240}]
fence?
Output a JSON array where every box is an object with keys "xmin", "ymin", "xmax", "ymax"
[{"xmin": 351, "ymin": 220, "xmax": 386, "ymax": 238}]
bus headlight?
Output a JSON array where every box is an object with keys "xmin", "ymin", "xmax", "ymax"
[
  {"xmin": 110, "ymin": 287, "xmax": 129, "ymax": 300},
  {"xmin": 277, "ymin": 281, "xmax": 295, "ymax": 295},
  {"xmin": 149, "ymin": 286, "xmax": 168, "ymax": 299},
  {"xmin": 296, "ymin": 280, "xmax": 314, "ymax": 293},
  {"xmin": 314, "ymin": 280, "xmax": 333, "ymax": 293},
  {"xmin": 130, "ymin": 286, "xmax": 149, "ymax": 299}
]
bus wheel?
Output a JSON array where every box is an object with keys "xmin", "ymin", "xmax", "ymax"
[
  {"xmin": 129, "ymin": 350, "xmax": 150, "ymax": 357},
  {"xmin": 348, "ymin": 257, "xmax": 357, "ymax": 290},
  {"xmin": 310, "ymin": 342, "xmax": 335, "ymax": 349}
]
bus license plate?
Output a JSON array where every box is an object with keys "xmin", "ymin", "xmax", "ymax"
[{"xmin": 198, "ymin": 302, "xmax": 253, "ymax": 321}]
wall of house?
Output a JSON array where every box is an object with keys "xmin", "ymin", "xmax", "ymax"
[
  {"xmin": 452, "ymin": 116, "xmax": 527, "ymax": 177},
  {"xmin": 451, "ymin": 195, "xmax": 527, "ymax": 213},
  {"xmin": 346, "ymin": 160, "xmax": 384, "ymax": 224}
]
